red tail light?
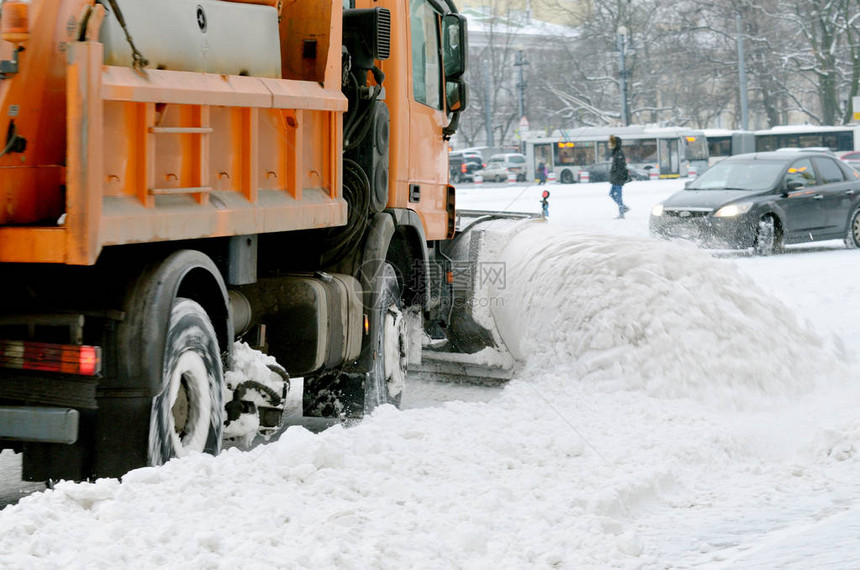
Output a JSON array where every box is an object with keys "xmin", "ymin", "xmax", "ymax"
[
  {"xmin": 461, "ymin": 164, "xmax": 467, "ymax": 173},
  {"xmin": 0, "ymin": 340, "xmax": 102, "ymax": 376}
]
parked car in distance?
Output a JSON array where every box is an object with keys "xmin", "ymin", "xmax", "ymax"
[
  {"xmin": 449, "ymin": 151, "xmax": 484, "ymax": 183},
  {"xmin": 649, "ymin": 150, "xmax": 860, "ymax": 255},
  {"xmin": 476, "ymin": 159, "xmax": 510, "ymax": 183},
  {"xmin": 579, "ymin": 161, "xmax": 649, "ymax": 183},
  {"xmin": 488, "ymin": 153, "xmax": 527, "ymax": 181},
  {"xmin": 838, "ymin": 150, "xmax": 860, "ymax": 171}
]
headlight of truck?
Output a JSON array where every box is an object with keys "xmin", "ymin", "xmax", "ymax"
[
  {"xmin": 651, "ymin": 203, "xmax": 664, "ymax": 217},
  {"xmin": 714, "ymin": 202, "xmax": 753, "ymax": 218}
]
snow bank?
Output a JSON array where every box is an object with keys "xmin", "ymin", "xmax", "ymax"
[
  {"xmin": 492, "ymin": 225, "xmax": 849, "ymax": 407},
  {"xmin": 0, "ymin": 401, "xmax": 673, "ymax": 569}
]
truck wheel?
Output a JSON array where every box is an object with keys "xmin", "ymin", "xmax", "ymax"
[
  {"xmin": 365, "ymin": 263, "xmax": 407, "ymax": 412},
  {"xmin": 149, "ymin": 298, "xmax": 224, "ymax": 466}
]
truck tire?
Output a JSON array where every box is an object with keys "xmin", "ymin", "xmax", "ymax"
[
  {"xmin": 149, "ymin": 298, "xmax": 224, "ymax": 466},
  {"xmin": 365, "ymin": 262, "xmax": 407, "ymax": 412}
]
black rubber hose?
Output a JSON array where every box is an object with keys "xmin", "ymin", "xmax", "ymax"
[{"xmin": 320, "ymin": 158, "xmax": 371, "ymax": 265}]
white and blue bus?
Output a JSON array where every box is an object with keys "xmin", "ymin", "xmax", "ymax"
[
  {"xmin": 705, "ymin": 125, "xmax": 860, "ymax": 164},
  {"xmin": 525, "ymin": 126, "xmax": 709, "ymax": 184}
]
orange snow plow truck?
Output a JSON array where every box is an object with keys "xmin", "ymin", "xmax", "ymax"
[{"xmin": 0, "ymin": 0, "xmax": 473, "ymax": 481}]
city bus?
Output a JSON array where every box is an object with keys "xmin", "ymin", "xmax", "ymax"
[
  {"xmin": 704, "ymin": 125, "xmax": 860, "ymax": 163},
  {"xmin": 525, "ymin": 126, "xmax": 709, "ymax": 184},
  {"xmin": 703, "ymin": 129, "xmax": 754, "ymax": 165}
]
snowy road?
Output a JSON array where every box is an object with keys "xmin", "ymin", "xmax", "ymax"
[{"xmin": 2, "ymin": 178, "xmax": 860, "ymax": 569}]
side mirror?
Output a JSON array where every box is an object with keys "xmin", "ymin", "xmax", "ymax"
[
  {"xmin": 446, "ymin": 79, "xmax": 468, "ymax": 113},
  {"xmin": 786, "ymin": 180, "xmax": 803, "ymax": 192},
  {"xmin": 443, "ymin": 80, "xmax": 467, "ymax": 139},
  {"xmin": 442, "ymin": 14, "xmax": 467, "ymax": 79}
]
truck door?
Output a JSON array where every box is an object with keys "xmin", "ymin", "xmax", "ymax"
[{"xmin": 408, "ymin": 0, "xmax": 446, "ymax": 200}]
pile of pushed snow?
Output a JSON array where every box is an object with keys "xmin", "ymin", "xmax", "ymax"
[
  {"xmin": 0, "ymin": 403, "xmax": 677, "ymax": 569},
  {"xmin": 490, "ymin": 225, "xmax": 850, "ymax": 406}
]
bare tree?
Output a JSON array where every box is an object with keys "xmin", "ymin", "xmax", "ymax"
[
  {"xmin": 454, "ymin": 0, "xmax": 860, "ymax": 148},
  {"xmin": 457, "ymin": 2, "xmax": 536, "ymax": 148}
]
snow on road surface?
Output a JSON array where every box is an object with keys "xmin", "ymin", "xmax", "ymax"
[{"xmin": 2, "ymin": 179, "xmax": 860, "ymax": 569}]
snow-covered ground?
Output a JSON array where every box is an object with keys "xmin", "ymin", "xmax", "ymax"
[{"xmin": 2, "ymin": 178, "xmax": 860, "ymax": 569}]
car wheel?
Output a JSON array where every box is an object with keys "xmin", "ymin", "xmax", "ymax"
[
  {"xmin": 754, "ymin": 214, "xmax": 779, "ymax": 256},
  {"xmin": 560, "ymin": 170, "xmax": 574, "ymax": 184},
  {"xmin": 844, "ymin": 208, "xmax": 860, "ymax": 249}
]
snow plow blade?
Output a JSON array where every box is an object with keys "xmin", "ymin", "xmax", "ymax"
[{"xmin": 411, "ymin": 209, "xmax": 545, "ymax": 384}]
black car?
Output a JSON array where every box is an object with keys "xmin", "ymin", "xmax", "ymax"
[
  {"xmin": 449, "ymin": 151, "xmax": 484, "ymax": 183},
  {"xmin": 649, "ymin": 151, "xmax": 860, "ymax": 255},
  {"xmin": 579, "ymin": 161, "xmax": 649, "ymax": 183}
]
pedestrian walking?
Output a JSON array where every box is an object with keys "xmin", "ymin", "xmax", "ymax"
[
  {"xmin": 608, "ymin": 135, "xmax": 631, "ymax": 219},
  {"xmin": 536, "ymin": 160, "xmax": 547, "ymax": 185}
]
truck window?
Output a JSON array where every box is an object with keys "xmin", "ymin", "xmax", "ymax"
[{"xmin": 410, "ymin": 0, "xmax": 442, "ymax": 109}]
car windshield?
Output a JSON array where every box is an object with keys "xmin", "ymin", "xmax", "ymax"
[{"xmin": 688, "ymin": 159, "xmax": 785, "ymax": 191}]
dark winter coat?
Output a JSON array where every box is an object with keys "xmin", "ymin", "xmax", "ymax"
[{"xmin": 608, "ymin": 135, "xmax": 630, "ymax": 186}]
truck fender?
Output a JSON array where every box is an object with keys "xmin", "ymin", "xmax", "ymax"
[
  {"xmin": 116, "ymin": 249, "xmax": 232, "ymax": 397},
  {"xmin": 376, "ymin": 208, "xmax": 431, "ymax": 311}
]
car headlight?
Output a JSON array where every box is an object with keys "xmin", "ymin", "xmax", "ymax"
[
  {"xmin": 714, "ymin": 202, "xmax": 753, "ymax": 218},
  {"xmin": 651, "ymin": 203, "xmax": 664, "ymax": 217}
]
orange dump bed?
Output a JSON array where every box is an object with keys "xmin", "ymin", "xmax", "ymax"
[{"xmin": 0, "ymin": 0, "xmax": 348, "ymax": 265}]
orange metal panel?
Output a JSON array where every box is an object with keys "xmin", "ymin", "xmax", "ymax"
[
  {"xmin": 0, "ymin": 167, "xmax": 65, "ymax": 223},
  {"xmin": 102, "ymin": 67, "xmax": 274, "ymax": 108},
  {"xmin": 260, "ymin": 78, "xmax": 348, "ymax": 112},
  {"xmin": 0, "ymin": 0, "xmax": 91, "ymax": 226},
  {"xmin": 98, "ymin": 190, "xmax": 346, "ymax": 245},
  {"xmin": 191, "ymin": 106, "xmax": 210, "ymax": 206},
  {"xmin": 65, "ymin": 41, "xmax": 104, "ymax": 265},
  {"xmin": 0, "ymin": 228, "xmax": 66, "ymax": 263},
  {"xmin": 278, "ymin": 0, "xmax": 334, "ymax": 85},
  {"xmin": 329, "ymin": 106, "xmax": 341, "ymax": 199},
  {"xmin": 284, "ymin": 110, "xmax": 301, "ymax": 200},
  {"xmin": 135, "ymin": 103, "xmax": 156, "ymax": 208},
  {"xmin": 239, "ymin": 108, "xmax": 259, "ymax": 203},
  {"xmin": 5, "ymin": 2, "xmax": 353, "ymax": 265}
]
